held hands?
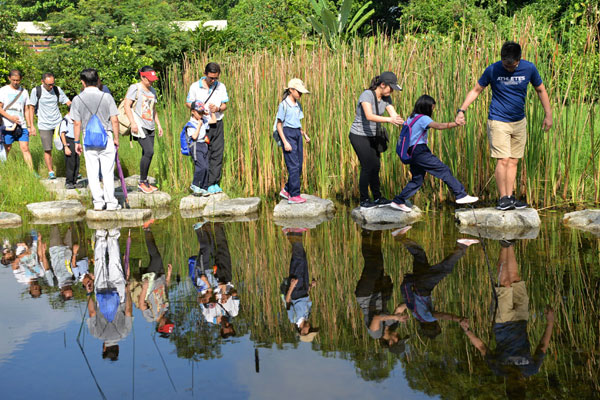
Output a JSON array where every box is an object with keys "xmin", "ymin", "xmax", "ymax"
[
  {"xmin": 389, "ymin": 115, "xmax": 404, "ymax": 126},
  {"xmin": 460, "ymin": 318, "xmax": 470, "ymax": 331},
  {"xmin": 455, "ymin": 112, "xmax": 466, "ymax": 126},
  {"xmin": 208, "ymin": 104, "xmax": 219, "ymax": 113}
]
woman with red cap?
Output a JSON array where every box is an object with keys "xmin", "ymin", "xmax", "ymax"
[{"xmin": 124, "ymin": 66, "xmax": 164, "ymax": 194}]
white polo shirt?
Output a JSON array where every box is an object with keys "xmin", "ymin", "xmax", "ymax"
[{"xmin": 186, "ymin": 77, "xmax": 229, "ymax": 121}]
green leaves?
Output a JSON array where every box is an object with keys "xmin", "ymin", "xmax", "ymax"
[{"xmin": 308, "ymin": 0, "xmax": 374, "ymax": 50}]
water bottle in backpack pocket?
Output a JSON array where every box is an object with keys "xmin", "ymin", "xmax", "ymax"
[{"xmin": 396, "ymin": 114, "xmax": 426, "ymax": 164}]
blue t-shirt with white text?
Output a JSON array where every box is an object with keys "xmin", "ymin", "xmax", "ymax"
[{"xmin": 478, "ymin": 60, "xmax": 542, "ymax": 123}]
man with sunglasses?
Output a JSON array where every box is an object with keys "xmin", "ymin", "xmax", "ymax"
[
  {"xmin": 28, "ymin": 73, "xmax": 71, "ymax": 179},
  {"xmin": 455, "ymin": 41, "xmax": 552, "ymax": 211},
  {"xmin": 186, "ymin": 62, "xmax": 229, "ymax": 195}
]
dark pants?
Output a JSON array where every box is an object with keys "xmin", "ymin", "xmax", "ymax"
[
  {"xmin": 394, "ymin": 144, "xmax": 466, "ymax": 204},
  {"xmin": 355, "ymin": 230, "xmax": 392, "ymax": 298},
  {"xmin": 207, "ymin": 119, "xmax": 225, "ymax": 186},
  {"xmin": 64, "ymin": 137, "xmax": 80, "ymax": 185},
  {"xmin": 282, "ymin": 127, "xmax": 303, "ymax": 197},
  {"xmin": 349, "ymin": 133, "xmax": 381, "ymax": 202},
  {"xmin": 136, "ymin": 129, "xmax": 155, "ymax": 182},
  {"xmin": 288, "ymin": 238, "xmax": 309, "ymax": 300},
  {"xmin": 192, "ymin": 142, "xmax": 209, "ymax": 188},
  {"xmin": 142, "ymin": 229, "xmax": 164, "ymax": 277},
  {"xmin": 196, "ymin": 223, "xmax": 232, "ymax": 284}
]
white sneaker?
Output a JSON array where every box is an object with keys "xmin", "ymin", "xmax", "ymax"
[
  {"xmin": 457, "ymin": 239, "xmax": 479, "ymax": 246},
  {"xmin": 390, "ymin": 202, "xmax": 412, "ymax": 212},
  {"xmin": 456, "ymin": 195, "xmax": 478, "ymax": 204}
]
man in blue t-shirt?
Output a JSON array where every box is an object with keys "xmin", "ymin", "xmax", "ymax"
[{"xmin": 455, "ymin": 41, "xmax": 552, "ymax": 211}]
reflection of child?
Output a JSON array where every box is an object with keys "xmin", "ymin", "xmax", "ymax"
[
  {"xmin": 59, "ymin": 113, "xmax": 81, "ymax": 188},
  {"xmin": 188, "ymin": 101, "xmax": 211, "ymax": 196}
]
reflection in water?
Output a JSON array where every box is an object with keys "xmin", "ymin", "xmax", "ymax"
[
  {"xmin": 85, "ymin": 229, "xmax": 132, "ymax": 361},
  {"xmin": 191, "ymin": 222, "xmax": 238, "ymax": 338},
  {"xmin": 460, "ymin": 240, "xmax": 554, "ymax": 387},
  {"xmin": 281, "ymin": 228, "xmax": 318, "ymax": 342},
  {"xmin": 48, "ymin": 223, "xmax": 89, "ymax": 300},
  {"xmin": 4, "ymin": 230, "xmax": 49, "ymax": 297}
]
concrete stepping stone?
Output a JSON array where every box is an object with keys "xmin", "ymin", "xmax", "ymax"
[
  {"xmin": 563, "ymin": 209, "xmax": 600, "ymax": 235},
  {"xmin": 179, "ymin": 193, "xmax": 229, "ymax": 210},
  {"xmin": 273, "ymin": 195, "xmax": 335, "ymax": 219},
  {"xmin": 0, "ymin": 212, "xmax": 22, "ymax": 227},
  {"xmin": 27, "ymin": 200, "xmax": 86, "ymax": 222},
  {"xmin": 117, "ymin": 191, "xmax": 171, "ymax": 208},
  {"xmin": 458, "ymin": 225, "xmax": 540, "ymax": 240},
  {"xmin": 40, "ymin": 177, "xmax": 90, "ymax": 200},
  {"xmin": 202, "ymin": 197, "xmax": 261, "ymax": 217},
  {"xmin": 455, "ymin": 207, "xmax": 540, "ymax": 229},
  {"xmin": 351, "ymin": 205, "xmax": 423, "ymax": 227}
]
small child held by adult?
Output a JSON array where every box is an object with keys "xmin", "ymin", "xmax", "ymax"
[
  {"xmin": 59, "ymin": 112, "xmax": 83, "ymax": 189},
  {"xmin": 188, "ymin": 101, "xmax": 211, "ymax": 196},
  {"xmin": 391, "ymin": 95, "xmax": 478, "ymax": 212}
]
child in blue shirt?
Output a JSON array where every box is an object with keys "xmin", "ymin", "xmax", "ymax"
[
  {"xmin": 391, "ymin": 95, "xmax": 478, "ymax": 211},
  {"xmin": 188, "ymin": 101, "xmax": 210, "ymax": 196}
]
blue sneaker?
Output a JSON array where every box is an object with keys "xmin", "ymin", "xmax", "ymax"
[
  {"xmin": 207, "ymin": 185, "xmax": 217, "ymax": 194},
  {"xmin": 213, "ymin": 184, "xmax": 223, "ymax": 194},
  {"xmin": 190, "ymin": 184, "xmax": 202, "ymax": 194},
  {"xmin": 193, "ymin": 221, "xmax": 205, "ymax": 230},
  {"xmin": 48, "ymin": 171, "xmax": 56, "ymax": 179}
]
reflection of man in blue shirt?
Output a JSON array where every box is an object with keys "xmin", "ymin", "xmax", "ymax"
[{"xmin": 460, "ymin": 241, "xmax": 555, "ymax": 394}]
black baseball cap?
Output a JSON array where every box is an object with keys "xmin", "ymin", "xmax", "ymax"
[{"xmin": 380, "ymin": 71, "xmax": 402, "ymax": 91}]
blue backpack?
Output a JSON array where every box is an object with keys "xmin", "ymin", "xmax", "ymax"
[
  {"xmin": 180, "ymin": 122, "xmax": 195, "ymax": 156},
  {"xmin": 396, "ymin": 114, "xmax": 427, "ymax": 164},
  {"xmin": 80, "ymin": 93, "xmax": 108, "ymax": 150}
]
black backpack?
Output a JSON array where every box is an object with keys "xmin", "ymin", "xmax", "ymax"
[{"xmin": 34, "ymin": 85, "xmax": 60, "ymax": 114}]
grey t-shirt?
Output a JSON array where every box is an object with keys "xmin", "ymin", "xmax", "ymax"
[
  {"xmin": 87, "ymin": 302, "xmax": 132, "ymax": 346},
  {"xmin": 125, "ymin": 83, "xmax": 157, "ymax": 131},
  {"xmin": 28, "ymin": 86, "xmax": 70, "ymax": 130},
  {"xmin": 49, "ymin": 245, "xmax": 74, "ymax": 287},
  {"xmin": 71, "ymin": 87, "xmax": 119, "ymax": 136},
  {"xmin": 349, "ymin": 90, "xmax": 392, "ymax": 137}
]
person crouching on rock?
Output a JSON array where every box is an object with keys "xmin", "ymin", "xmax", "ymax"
[
  {"xmin": 275, "ymin": 79, "xmax": 311, "ymax": 204},
  {"xmin": 187, "ymin": 101, "xmax": 211, "ymax": 196}
]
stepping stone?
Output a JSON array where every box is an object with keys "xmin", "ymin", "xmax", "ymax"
[
  {"xmin": 117, "ymin": 191, "xmax": 171, "ymax": 208},
  {"xmin": 40, "ymin": 177, "xmax": 67, "ymax": 191},
  {"xmin": 273, "ymin": 195, "xmax": 335, "ymax": 219},
  {"xmin": 563, "ymin": 209, "xmax": 600, "ymax": 235},
  {"xmin": 458, "ymin": 225, "xmax": 540, "ymax": 240},
  {"xmin": 202, "ymin": 197, "xmax": 261, "ymax": 217},
  {"xmin": 123, "ymin": 175, "xmax": 157, "ymax": 187},
  {"xmin": 455, "ymin": 207, "xmax": 540, "ymax": 229},
  {"xmin": 274, "ymin": 214, "xmax": 333, "ymax": 229},
  {"xmin": 40, "ymin": 177, "xmax": 90, "ymax": 200},
  {"xmin": 86, "ymin": 208, "xmax": 152, "ymax": 222},
  {"xmin": 351, "ymin": 205, "xmax": 423, "ymax": 227},
  {"xmin": 0, "ymin": 212, "xmax": 22, "ymax": 228},
  {"xmin": 27, "ymin": 200, "xmax": 86, "ymax": 222},
  {"xmin": 179, "ymin": 193, "xmax": 229, "ymax": 210}
]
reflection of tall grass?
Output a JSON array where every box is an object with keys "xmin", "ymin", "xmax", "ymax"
[{"xmin": 154, "ymin": 18, "xmax": 599, "ymax": 207}]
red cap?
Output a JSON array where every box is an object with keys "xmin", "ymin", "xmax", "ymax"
[
  {"xmin": 140, "ymin": 70, "xmax": 158, "ymax": 82},
  {"xmin": 157, "ymin": 323, "xmax": 174, "ymax": 334}
]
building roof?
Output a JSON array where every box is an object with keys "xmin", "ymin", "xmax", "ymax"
[
  {"xmin": 16, "ymin": 20, "xmax": 227, "ymax": 35},
  {"xmin": 16, "ymin": 22, "xmax": 49, "ymax": 35}
]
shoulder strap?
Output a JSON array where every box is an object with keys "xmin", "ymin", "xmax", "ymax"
[
  {"xmin": 52, "ymin": 86, "xmax": 60, "ymax": 103},
  {"xmin": 5, "ymin": 87, "xmax": 24, "ymax": 110},
  {"xmin": 371, "ymin": 90, "xmax": 381, "ymax": 132},
  {"xmin": 204, "ymin": 81, "xmax": 218, "ymax": 104},
  {"xmin": 410, "ymin": 114, "xmax": 428, "ymax": 145},
  {"xmin": 94, "ymin": 93, "xmax": 105, "ymax": 115},
  {"xmin": 35, "ymin": 86, "xmax": 42, "ymax": 108}
]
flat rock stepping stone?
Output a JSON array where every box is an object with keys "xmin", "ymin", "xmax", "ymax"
[
  {"xmin": 455, "ymin": 207, "xmax": 540, "ymax": 229},
  {"xmin": 274, "ymin": 214, "xmax": 334, "ymax": 229},
  {"xmin": 27, "ymin": 200, "xmax": 86, "ymax": 221},
  {"xmin": 117, "ymin": 191, "xmax": 171, "ymax": 208},
  {"xmin": 179, "ymin": 193, "xmax": 229, "ymax": 210},
  {"xmin": 351, "ymin": 205, "xmax": 423, "ymax": 226},
  {"xmin": 458, "ymin": 225, "xmax": 540, "ymax": 240},
  {"xmin": 563, "ymin": 209, "xmax": 600, "ymax": 235},
  {"xmin": 40, "ymin": 177, "xmax": 67, "ymax": 191},
  {"xmin": 40, "ymin": 178, "xmax": 90, "ymax": 200},
  {"xmin": 0, "ymin": 212, "xmax": 22, "ymax": 227},
  {"xmin": 203, "ymin": 197, "xmax": 261, "ymax": 217},
  {"xmin": 86, "ymin": 208, "xmax": 152, "ymax": 222},
  {"xmin": 124, "ymin": 175, "xmax": 157, "ymax": 187},
  {"xmin": 273, "ymin": 195, "xmax": 335, "ymax": 219}
]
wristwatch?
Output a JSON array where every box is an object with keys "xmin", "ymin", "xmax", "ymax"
[{"xmin": 456, "ymin": 109, "xmax": 466, "ymax": 114}]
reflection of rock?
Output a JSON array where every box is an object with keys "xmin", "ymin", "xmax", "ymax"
[
  {"xmin": 458, "ymin": 225, "xmax": 540, "ymax": 240},
  {"xmin": 455, "ymin": 207, "xmax": 540, "ymax": 229},
  {"xmin": 563, "ymin": 209, "xmax": 600, "ymax": 235},
  {"xmin": 358, "ymin": 222, "xmax": 414, "ymax": 231},
  {"xmin": 123, "ymin": 175, "xmax": 157, "ymax": 186},
  {"xmin": 27, "ymin": 200, "xmax": 86, "ymax": 221},
  {"xmin": 117, "ymin": 191, "xmax": 171, "ymax": 208},
  {"xmin": 32, "ymin": 216, "xmax": 85, "ymax": 225},
  {"xmin": 180, "ymin": 209, "xmax": 204, "ymax": 219},
  {"xmin": 274, "ymin": 214, "xmax": 334, "ymax": 229},
  {"xmin": 205, "ymin": 213, "xmax": 259, "ymax": 223},
  {"xmin": 86, "ymin": 208, "xmax": 152, "ymax": 223},
  {"xmin": 0, "ymin": 212, "xmax": 22, "ymax": 227},
  {"xmin": 151, "ymin": 208, "xmax": 172, "ymax": 220},
  {"xmin": 273, "ymin": 195, "xmax": 335, "ymax": 219},
  {"xmin": 179, "ymin": 193, "xmax": 229, "ymax": 210},
  {"xmin": 351, "ymin": 205, "xmax": 423, "ymax": 226},
  {"xmin": 86, "ymin": 219, "xmax": 146, "ymax": 230},
  {"xmin": 203, "ymin": 197, "xmax": 261, "ymax": 217}
]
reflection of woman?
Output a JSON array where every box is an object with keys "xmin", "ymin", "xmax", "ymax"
[
  {"xmin": 349, "ymin": 72, "xmax": 404, "ymax": 209},
  {"xmin": 124, "ymin": 66, "xmax": 163, "ymax": 194},
  {"xmin": 355, "ymin": 229, "xmax": 408, "ymax": 353}
]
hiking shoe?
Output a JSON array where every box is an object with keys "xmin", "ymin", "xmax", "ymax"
[
  {"xmin": 106, "ymin": 204, "xmax": 122, "ymax": 211},
  {"xmin": 143, "ymin": 219, "xmax": 155, "ymax": 229},
  {"xmin": 208, "ymin": 184, "xmax": 223, "ymax": 194},
  {"xmin": 65, "ymin": 183, "xmax": 75, "ymax": 189},
  {"xmin": 288, "ymin": 196, "xmax": 306, "ymax": 204},
  {"xmin": 509, "ymin": 196, "xmax": 528, "ymax": 209},
  {"xmin": 148, "ymin": 183, "xmax": 159, "ymax": 193},
  {"xmin": 138, "ymin": 182, "xmax": 153, "ymax": 194},
  {"xmin": 457, "ymin": 239, "xmax": 480, "ymax": 246},
  {"xmin": 48, "ymin": 171, "xmax": 56, "ymax": 179},
  {"xmin": 500, "ymin": 239, "xmax": 515, "ymax": 248},
  {"xmin": 390, "ymin": 202, "xmax": 412, "ymax": 212},
  {"xmin": 373, "ymin": 197, "xmax": 392, "ymax": 207},
  {"xmin": 496, "ymin": 196, "xmax": 515, "ymax": 211},
  {"xmin": 360, "ymin": 200, "xmax": 377, "ymax": 210},
  {"xmin": 74, "ymin": 182, "xmax": 85, "ymax": 189},
  {"xmin": 279, "ymin": 189, "xmax": 290, "ymax": 200},
  {"xmin": 456, "ymin": 195, "xmax": 478, "ymax": 204}
]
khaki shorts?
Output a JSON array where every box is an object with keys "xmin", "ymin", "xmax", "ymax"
[
  {"xmin": 494, "ymin": 280, "xmax": 529, "ymax": 323},
  {"xmin": 39, "ymin": 129, "xmax": 55, "ymax": 152},
  {"xmin": 487, "ymin": 118, "xmax": 527, "ymax": 159}
]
